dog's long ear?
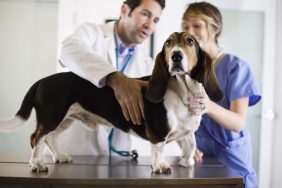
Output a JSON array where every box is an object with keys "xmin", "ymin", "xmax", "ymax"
[
  {"xmin": 190, "ymin": 47, "xmax": 224, "ymax": 102},
  {"xmin": 145, "ymin": 50, "xmax": 169, "ymax": 103}
]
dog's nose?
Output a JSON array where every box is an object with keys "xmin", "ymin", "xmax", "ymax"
[{"xmin": 171, "ymin": 51, "xmax": 183, "ymax": 63}]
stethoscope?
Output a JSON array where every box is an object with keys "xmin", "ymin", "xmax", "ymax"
[{"xmin": 107, "ymin": 24, "xmax": 138, "ymax": 160}]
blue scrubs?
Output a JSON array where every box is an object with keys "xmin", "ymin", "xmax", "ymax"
[{"xmin": 195, "ymin": 54, "xmax": 261, "ymax": 188}]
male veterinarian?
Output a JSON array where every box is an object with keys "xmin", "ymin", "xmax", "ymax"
[{"xmin": 54, "ymin": 0, "xmax": 166, "ymax": 155}]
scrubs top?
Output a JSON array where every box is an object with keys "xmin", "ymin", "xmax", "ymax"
[{"xmin": 195, "ymin": 54, "xmax": 261, "ymax": 188}]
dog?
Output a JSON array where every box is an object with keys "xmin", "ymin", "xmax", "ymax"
[{"xmin": 0, "ymin": 32, "xmax": 223, "ymax": 174}]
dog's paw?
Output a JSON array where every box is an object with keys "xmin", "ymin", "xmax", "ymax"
[
  {"xmin": 178, "ymin": 157, "xmax": 195, "ymax": 167},
  {"xmin": 152, "ymin": 161, "xmax": 172, "ymax": 174},
  {"xmin": 29, "ymin": 158, "xmax": 48, "ymax": 173},
  {"xmin": 54, "ymin": 153, "xmax": 72, "ymax": 163}
]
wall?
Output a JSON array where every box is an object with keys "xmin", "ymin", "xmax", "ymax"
[
  {"xmin": 271, "ymin": 0, "xmax": 282, "ymax": 186},
  {"xmin": 0, "ymin": 0, "xmax": 58, "ymax": 154}
]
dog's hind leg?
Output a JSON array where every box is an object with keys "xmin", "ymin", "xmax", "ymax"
[
  {"xmin": 29, "ymin": 127, "xmax": 49, "ymax": 172},
  {"xmin": 44, "ymin": 118, "xmax": 73, "ymax": 163},
  {"xmin": 178, "ymin": 133, "xmax": 196, "ymax": 167}
]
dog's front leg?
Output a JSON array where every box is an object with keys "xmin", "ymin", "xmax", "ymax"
[
  {"xmin": 175, "ymin": 74, "xmax": 190, "ymax": 105},
  {"xmin": 184, "ymin": 75, "xmax": 202, "ymax": 95},
  {"xmin": 151, "ymin": 142, "xmax": 171, "ymax": 174},
  {"xmin": 178, "ymin": 133, "xmax": 196, "ymax": 167}
]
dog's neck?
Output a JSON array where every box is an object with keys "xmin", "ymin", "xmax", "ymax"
[{"xmin": 168, "ymin": 74, "xmax": 201, "ymax": 106}]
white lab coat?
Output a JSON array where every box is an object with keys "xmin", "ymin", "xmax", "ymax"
[{"xmin": 47, "ymin": 21, "xmax": 153, "ymax": 155}]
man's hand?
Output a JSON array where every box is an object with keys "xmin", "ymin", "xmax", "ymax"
[{"xmin": 106, "ymin": 72, "xmax": 146, "ymax": 125}]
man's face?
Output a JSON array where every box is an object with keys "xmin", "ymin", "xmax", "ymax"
[{"xmin": 120, "ymin": 0, "xmax": 163, "ymax": 45}]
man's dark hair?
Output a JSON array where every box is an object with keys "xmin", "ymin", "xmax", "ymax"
[{"xmin": 124, "ymin": 0, "xmax": 165, "ymax": 13}]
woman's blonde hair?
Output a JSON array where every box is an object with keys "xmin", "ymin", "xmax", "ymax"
[{"xmin": 182, "ymin": 1, "xmax": 222, "ymax": 44}]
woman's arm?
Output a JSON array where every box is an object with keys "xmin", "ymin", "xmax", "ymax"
[{"xmin": 188, "ymin": 89, "xmax": 249, "ymax": 132}]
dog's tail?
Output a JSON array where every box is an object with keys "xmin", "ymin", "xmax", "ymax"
[{"xmin": 0, "ymin": 80, "xmax": 40, "ymax": 132}]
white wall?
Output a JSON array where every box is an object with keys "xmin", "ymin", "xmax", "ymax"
[
  {"xmin": 271, "ymin": 0, "xmax": 282, "ymax": 187},
  {"xmin": 58, "ymin": 0, "xmax": 123, "ymax": 42},
  {"xmin": 0, "ymin": 0, "xmax": 58, "ymax": 154}
]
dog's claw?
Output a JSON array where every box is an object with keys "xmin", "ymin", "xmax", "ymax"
[
  {"xmin": 152, "ymin": 167, "xmax": 172, "ymax": 174},
  {"xmin": 154, "ymin": 169, "xmax": 161, "ymax": 174},
  {"xmin": 179, "ymin": 157, "xmax": 195, "ymax": 167},
  {"xmin": 29, "ymin": 159, "xmax": 48, "ymax": 173},
  {"xmin": 54, "ymin": 153, "xmax": 72, "ymax": 163},
  {"xmin": 151, "ymin": 162, "xmax": 172, "ymax": 174},
  {"xmin": 163, "ymin": 167, "xmax": 172, "ymax": 174}
]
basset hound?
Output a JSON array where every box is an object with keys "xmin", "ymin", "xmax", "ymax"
[{"xmin": 0, "ymin": 32, "xmax": 223, "ymax": 174}]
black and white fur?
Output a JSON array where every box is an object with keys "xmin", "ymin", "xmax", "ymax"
[{"xmin": 0, "ymin": 32, "xmax": 223, "ymax": 173}]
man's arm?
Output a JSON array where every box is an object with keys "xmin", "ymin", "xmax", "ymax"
[
  {"xmin": 60, "ymin": 23, "xmax": 148, "ymax": 124},
  {"xmin": 59, "ymin": 23, "xmax": 116, "ymax": 88}
]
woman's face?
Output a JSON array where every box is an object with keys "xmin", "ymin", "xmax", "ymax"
[{"xmin": 181, "ymin": 17, "xmax": 214, "ymax": 51}]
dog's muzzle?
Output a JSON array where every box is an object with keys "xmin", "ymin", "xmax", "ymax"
[
  {"xmin": 172, "ymin": 50, "xmax": 183, "ymax": 64},
  {"xmin": 170, "ymin": 50, "xmax": 186, "ymax": 75}
]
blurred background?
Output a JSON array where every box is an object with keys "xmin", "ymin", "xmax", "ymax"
[{"xmin": 0, "ymin": 0, "xmax": 281, "ymax": 187}]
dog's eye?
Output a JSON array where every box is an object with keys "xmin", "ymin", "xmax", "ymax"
[
  {"xmin": 166, "ymin": 39, "xmax": 173, "ymax": 46},
  {"xmin": 187, "ymin": 38, "xmax": 194, "ymax": 46}
]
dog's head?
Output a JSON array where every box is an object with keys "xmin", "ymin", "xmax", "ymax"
[{"xmin": 146, "ymin": 32, "xmax": 224, "ymax": 103}]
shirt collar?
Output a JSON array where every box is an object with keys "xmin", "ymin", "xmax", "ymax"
[{"xmin": 114, "ymin": 24, "xmax": 135, "ymax": 56}]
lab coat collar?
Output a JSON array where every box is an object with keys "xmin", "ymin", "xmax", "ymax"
[{"xmin": 100, "ymin": 21, "xmax": 117, "ymax": 68}]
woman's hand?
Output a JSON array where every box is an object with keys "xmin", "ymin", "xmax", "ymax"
[
  {"xmin": 194, "ymin": 148, "xmax": 203, "ymax": 163},
  {"xmin": 188, "ymin": 84, "xmax": 249, "ymax": 132},
  {"xmin": 188, "ymin": 86, "xmax": 211, "ymax": 116}
]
